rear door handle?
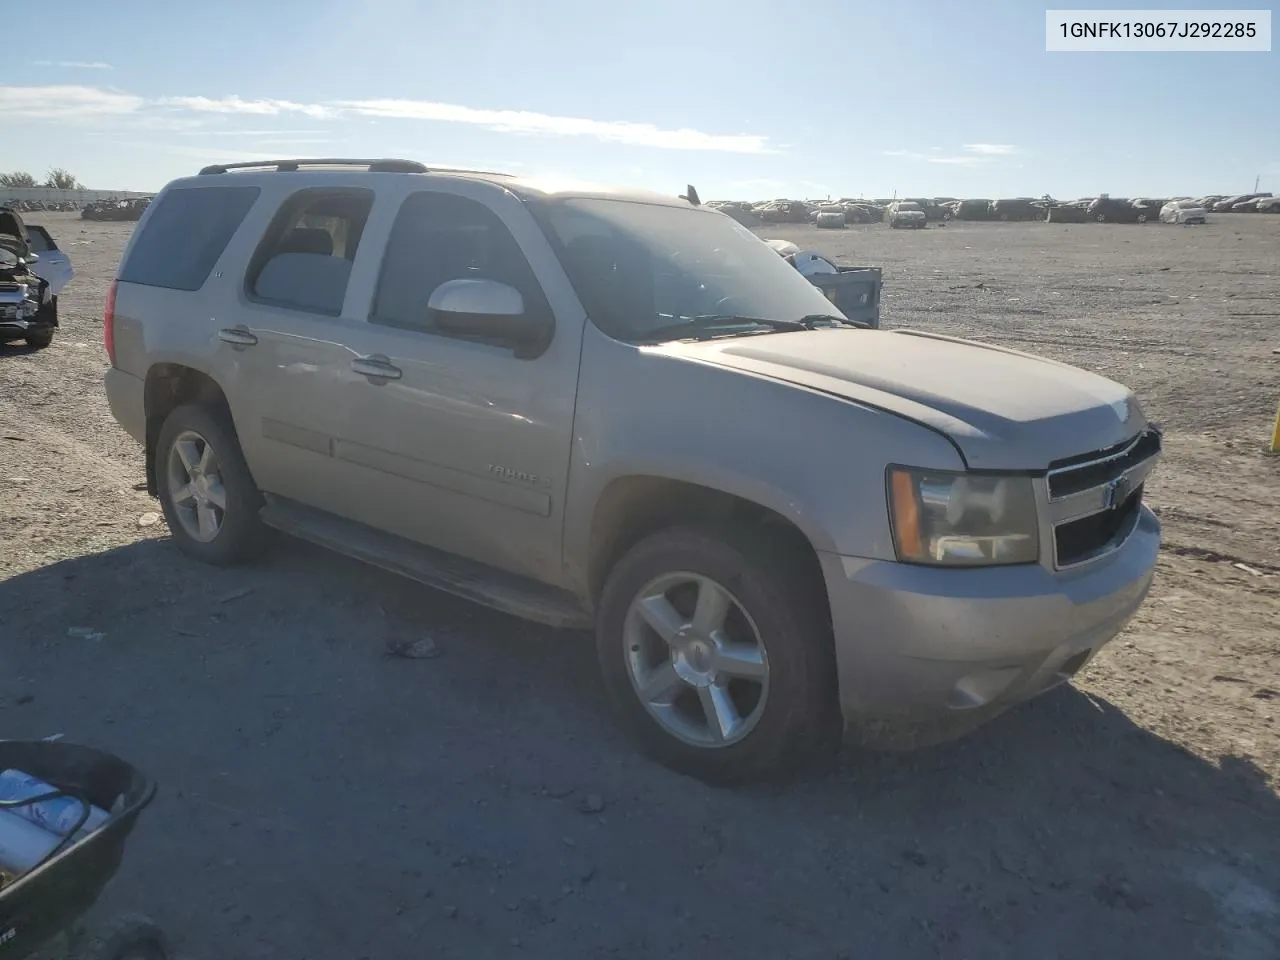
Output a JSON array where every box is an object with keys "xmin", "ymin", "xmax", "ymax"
[
  {"xmin": 218, "ymin": 326, "xmax": 258, "ymax": 347},
  {"xmin": 351, "ymin": 355, "xmax": 402, "ymax": 381}
]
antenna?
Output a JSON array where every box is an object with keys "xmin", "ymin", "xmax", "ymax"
[
  {"xmin": 680, "ymin": 184, "xmax": 701, "ymax": 206},
  {"xmin": 1255, "ymin": 174, "xmax": 1261, "ymax": 193}
]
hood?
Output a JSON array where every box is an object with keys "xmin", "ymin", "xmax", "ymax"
[{"xmin": 665, "ymin": 329, "xmax": 1145, "ymax": 469}]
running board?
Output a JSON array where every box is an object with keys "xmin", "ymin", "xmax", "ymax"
[{"xmin": 259, "ymin": 496, "xmax": 592, "ymax": 630}]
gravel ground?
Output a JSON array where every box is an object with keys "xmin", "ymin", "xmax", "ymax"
[{"xmin": 1, "ymin": 211, "xmax": 1277, "ymax": 959}]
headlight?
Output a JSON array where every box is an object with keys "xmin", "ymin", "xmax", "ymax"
[{"xmin": 887, "ymin": 466, "xmax": 1039, "ymax": 566}]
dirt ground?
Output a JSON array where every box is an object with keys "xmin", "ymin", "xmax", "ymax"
[{"xmin": 1, "ymin": 211, "xmax": 1277, "ymax": 959}]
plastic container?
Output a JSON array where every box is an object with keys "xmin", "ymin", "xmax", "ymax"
[
  {"xmin": 0, "ymin": 809, "xmax": 62, "ymax": 876},
  {"xmin": 0, "ymin": 769, "xmax": 112, "ymax": 838}
]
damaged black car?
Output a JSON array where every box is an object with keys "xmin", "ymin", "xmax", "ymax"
[{"xmin": 0, "ymin": 206, "xmax": 57, "ymax": 349}]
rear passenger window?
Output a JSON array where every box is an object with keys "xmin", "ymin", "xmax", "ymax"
[
  {"xmin": 118, "ymin": 186, "xmax": 259, "ymax": 291},
  {"xmin": 371, "ymin": 191, "xmax": 550, "ymax": 337},
  {"xmin": 246, "ymin": 188, "xmax": 373, "ymax": 316}
]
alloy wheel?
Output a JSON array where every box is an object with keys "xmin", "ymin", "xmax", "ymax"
[
  {"xmin": 623, "ymin": 572, "xmax": 769, "ymax": 748},
  {"xmin": 165, "ymin": 429, "xmax": 227, "ymax": 542}
]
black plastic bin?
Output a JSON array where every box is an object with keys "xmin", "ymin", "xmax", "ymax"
[
  {"xmin": 806, "ymin": 265, "xmax": 883, "ymax": 328},
  {"xmin": 0, "ymin": 741, "xmax": 163, "ymax": 960}
]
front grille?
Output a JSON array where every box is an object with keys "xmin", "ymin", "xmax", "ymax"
[
  {"xmin": 1054, "ymin": 484, "xmax": 1144, "ymax": 566},
  {"xmin": 1048, "ymin": 429, "xmax": 1162, "ymax": 499}
]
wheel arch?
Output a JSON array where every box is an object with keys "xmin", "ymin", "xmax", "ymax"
[
  {"xmin": 142, "ymin": 363, "xmax": 234, "ymax": 496},
  {"xmin": 583, "ymin": 474, "xmax": 830, "ymax": 617}
]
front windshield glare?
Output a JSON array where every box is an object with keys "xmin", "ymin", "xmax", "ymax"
[{"xmin": 536, "ymin": 199, "xmax": 842, "ymax": 342}]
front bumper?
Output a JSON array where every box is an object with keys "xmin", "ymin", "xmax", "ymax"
[
  {"xmin": 0, "ymin": 317, "xmax": 54, "ymax": 343},
  {"xmin": 821, "ymin": 506, "xmax": 1160, "ymax": 732}
]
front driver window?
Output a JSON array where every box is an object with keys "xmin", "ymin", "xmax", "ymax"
[{"xmin": 371, "ymin": 191, "xmax": 551, "ymax": 341}]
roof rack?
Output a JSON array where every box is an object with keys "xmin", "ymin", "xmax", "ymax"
[{"xmin": 197, "ymin": 158, "xmax": 429, "ymax": 176}]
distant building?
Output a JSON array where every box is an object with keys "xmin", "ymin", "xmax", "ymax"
[{"xmin": 0, "ymin": 186, "xmax": 152, "ymax": 206}]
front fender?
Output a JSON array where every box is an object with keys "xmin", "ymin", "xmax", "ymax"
[{"xmin": 562, "ymin": 326, "xmax": 965, "ymax": 586}]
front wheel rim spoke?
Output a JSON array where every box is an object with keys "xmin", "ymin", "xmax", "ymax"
[
  {"xmin": 174, "ymin": 439, "xmax": 201, "ymax": 474},
  {"xmin": 713, "ymin": 642, "xmax": 766, "ymax": 680},
  {"xmin": 173, "ymin": 482, "xmax": 198, "ymax": 507},
  {"xmin": 196, "ymin": 502, "xmax": 219, "ymax": 537},
  {"xmin": 203, "ymin": 477, "xmax": 227, "ymax": 509},
  {"xmin": 197, "ymin": 443, "xmax": 216, "ymax": 474},
  {"xmin": 636, "ymin": 594, "xmax": 685, "ymax": 644},
  {"xmin": 698, "ymin": 684, "xmax": 740, "ymax": 742},
  {"xmin": 691, "ymin": 579, "xmax": 732, "ymax": 634},
  {"xmin": 639, "ymin": 661, "xmax": 684, "ymax": 705}
]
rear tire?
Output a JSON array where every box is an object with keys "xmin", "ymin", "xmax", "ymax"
[
  {"xmin": 596, "ymin": 525, "xmax": 839, "ymax": 784},
  {"xmin": 155, "ymin": 403, "xmax": 269, "ymax": 566}
]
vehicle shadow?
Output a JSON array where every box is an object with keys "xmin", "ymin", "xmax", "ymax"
[
  {"xmin": 1, "ymin": 536, "xmax": 1277, "ymax": 960},
  {"xmin": 0, "ymin": 341, "xmax": 41, "ymax": 357}
]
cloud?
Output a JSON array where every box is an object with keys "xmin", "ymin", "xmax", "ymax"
[
  {"xmin": 0, "ymin": 84, "xmax": 142, "ymax": 118},
  {"xmin": 333, "ymin": 98, "xmax": 772, "ymax": 153},
  {"xmin": 156, "ymin": 95, "xmax": 336, "ymax": 120},
  {"xmin": 34, "ymin": 60, "xmax": 113, "ymax": 69},
  {"xmin": 175, "ymin": 128, "xmax": 329, "ymax": 137},
  {"xmin": 1, "ymin": 85, "xmax": 776, "ymax": 154},
  {"xmin": 156, "ymin": 92, "xmax": 773, "ymax": 153},
  {"xmin": 883, "ymin": 143, "xmax": 1019, "ymax": 166}
]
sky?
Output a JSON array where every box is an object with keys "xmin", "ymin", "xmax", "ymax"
[{"xmin": 0, "ymin": 0, "xmax": 1275, "ymax": 200}]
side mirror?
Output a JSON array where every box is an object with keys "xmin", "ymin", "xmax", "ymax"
[
  {"xmin": 428, "ymin": 278, "xmax": 547, "ymax": 353},
  {"xmin": 24, "ymin": 252, "xmax": 38, "ymax": 263}
]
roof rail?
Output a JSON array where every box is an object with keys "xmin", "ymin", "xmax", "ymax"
[{"xmin": 197, "ymin": 158, "xmax": 429, "ymax": 176}]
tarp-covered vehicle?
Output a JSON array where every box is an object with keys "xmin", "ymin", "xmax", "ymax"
[
  {"xmin": 989, "ymin": 198, "xmax": 1042, "ymax": 221},
  {"xmin": 1159, "ymin": 200, "xmax": 1207, "ymax": 224},
  {"xmin": 1087, "ymin": 197, "xmax": 1143, "ymax": 223},
  {"xmin": 953, "ymin": 199, "xmax": 993, "ymax": 221}
]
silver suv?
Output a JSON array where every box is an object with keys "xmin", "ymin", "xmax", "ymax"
[{"xmin": 104, "ymin": 158, "xmax": 1161, "ymax": 783}]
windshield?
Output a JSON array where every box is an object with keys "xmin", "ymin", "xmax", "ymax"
[
  {"xmin": 533, "ymin": 198, "xmax": 842, "ymax": 342},
  {"xmin": 896, "ymin": 202, "xmax": 922, "ymax": 211}
]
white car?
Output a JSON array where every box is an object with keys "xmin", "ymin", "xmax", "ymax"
[
  {"xmin": 26, "ymin": 224, "xmax": 75, "ymax": 297},
  {"xmin": 886, "ymin": 201, "xmax": 927, "ymax": 229},
  {"xmin": 1158, "ymin": 200, "xmax": 1207, "ymax": 225}
]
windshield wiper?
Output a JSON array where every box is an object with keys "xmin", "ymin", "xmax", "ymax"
[
  {"xmin": 638, "ymin": 314, "xmax": 806, "ymax": 343},
  {"xmin": 798, "ymin": 313, "xmax": 872, "ymax": 330}
]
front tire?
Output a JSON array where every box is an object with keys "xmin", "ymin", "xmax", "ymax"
[
  {"xmin": 24, "ymin": 327, "xmax": 53, "ymax": 349},
  {"xmin": 596, "ymin": 526, "xmax": 838, "ymax": 784},
  {"xmin": 155, "ymin": 403, "xmax": 268, "ymax": 566}
]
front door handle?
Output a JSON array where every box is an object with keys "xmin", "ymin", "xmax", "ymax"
[
  {"xmin": 218, "ymin": 326, "xmax": 258, "ymax": 347},
  {"xmin": 351, "ymin": 355, "xmax": 402, "ymax": 381}
]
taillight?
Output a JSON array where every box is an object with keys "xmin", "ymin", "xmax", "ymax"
[{"xmin": 103, "ymin": 279, "xmax": 118, "ymax": 366}]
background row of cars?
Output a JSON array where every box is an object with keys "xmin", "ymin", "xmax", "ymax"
[
  {"xmin": 80, "ymin": 197, "xmax": 153, "ymax": 221},
  {"xmin": 707, "ymin": 191, "xmax": 1276, "ymax": 228}
]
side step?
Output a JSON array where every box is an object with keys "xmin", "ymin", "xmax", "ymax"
[{"xmin": 259, "ymin": 496, "xmax": 592, "ymax": 630}]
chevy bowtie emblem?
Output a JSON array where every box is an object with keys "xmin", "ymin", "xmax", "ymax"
[{"xmin": 1105, "ymin": 472, "xmax": 1132, "ymax": 510}]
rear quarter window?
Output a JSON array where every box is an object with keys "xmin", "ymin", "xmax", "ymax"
[{"xmin": 118, "ymin": 185, "xmax": 260, "ymax": 291}]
